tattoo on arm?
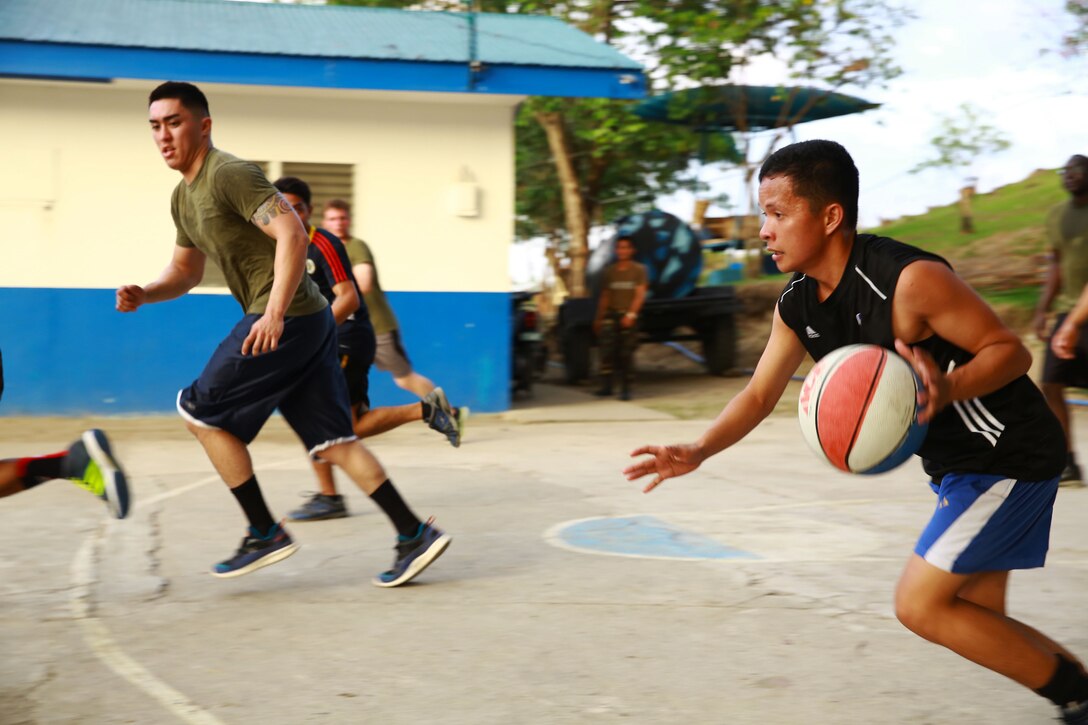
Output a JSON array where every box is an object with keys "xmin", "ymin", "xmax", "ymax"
[{"xmin": 252, "ymin": 193, "xmax": 293, "ymax": 226}]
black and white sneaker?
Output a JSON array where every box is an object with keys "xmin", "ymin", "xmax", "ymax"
[
  {"xmin": 1061, "ymin": 699, "xmax": 1088, "ymax": 724},
  {"xmin": 1060, "ymin": 461, "xmax": 1084, "ymax": 488}
]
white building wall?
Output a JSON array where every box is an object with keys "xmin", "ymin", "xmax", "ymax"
[{"xmin": 0, "ymin": 78, "xmax": 517, "ymax": 294}]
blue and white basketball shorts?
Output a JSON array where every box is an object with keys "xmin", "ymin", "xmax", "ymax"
[
  {"xmin": 177, "ymin": 308, "xmax": 357, "ymax": 458},
  {"xmin": 914, "ymin": 472, "xmax": 1059, "ymax": 574}
]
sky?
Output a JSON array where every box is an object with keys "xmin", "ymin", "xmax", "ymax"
[
  {"xmin": 657, "ymin": 0, "xmax": 1087, "ymax": 228},
  {"xmin": 511, "ymin": 0, "xmax": 1088, "ymax": 286}
]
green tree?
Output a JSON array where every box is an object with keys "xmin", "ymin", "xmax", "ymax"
[
  {"xmin": 910, "ymin": 103, "xmax": 1012, "ymax": 234},
  {"xmin": 1061, "ymin": 0, "xmax": 1088, "ymax": 56},
  {"xmin": 331, "ymin": 0, "xmax": 909, "ymax": 295}
]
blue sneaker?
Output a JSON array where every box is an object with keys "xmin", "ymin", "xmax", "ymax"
[
  {"xmin": 372, "ymin": 518, "xmax": 451, "ymax": 588},
  {"xmin": 424, "ymin": 387, "xmax": 462, "ymax": 448},
  {"xmin": 63, "ymin": 429, "xmax": 131, "ymax": 519},
  {"xmin": 287, "ymin": 492, "xmax": 348, "ymax": 521},
  {"xmin": 212, "ymin": 523, "xmax": 299, "ymax": 578}
]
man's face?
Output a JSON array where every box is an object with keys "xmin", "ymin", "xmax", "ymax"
[
  {"xmin": 758, "ymin": 175, "xmax": 828, "ymax": 274},
  {"xmin": 615, "ymin": 239, "xmax": 635, "ymax": 261},
  {"xmin": 148, "ymin": 98, "xmax": 209, "ymax": 174},
  {"xmin": 281, "ymin": 192, "xmax": 311, "ymax": 226},
  {"xmin": 1062, "ymin": 157, "xmax": 1088, "ymax": 196},
  {"xmin": 323, "ymin": 208, "xmax": 351, "ymax": 239}
]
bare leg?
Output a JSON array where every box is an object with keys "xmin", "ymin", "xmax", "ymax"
[
  {"xmin": 895, "ymin": 554, "xmax": 1069, "ymax": 689},
  {"xmin": 0, "ymin": 460, "xmax": 25, "ymax": 497},
  {"xmin": 318, "ymin": 440, "xmax": 387, "ymax": 495},
  {"xmin": 393, "ymin": 371, "xmax": 436, "ymax": 398},
  {"xmin": 1043, "ymin": 382, "xmax": 1073, "ymax": 453},
  {"xmin": 310, "ymin": 459, "xmax": 338, "ymax": 497},
  {"xmin": 355, "ymin": 403, "xmax": 422, "ymax": 439},
  {"xmin": 959, "ymin": 570, "xmax": 1087, "ymax": 672},
  {"xmin": 185, "ymin": 423, "xmax": 254, "ymax": 488}
]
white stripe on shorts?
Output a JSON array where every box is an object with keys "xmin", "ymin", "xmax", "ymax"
[
  {"xmin": 310, "ymin": 435, "xmax": 359, "ymax": 458},
  {"xmin": 175, "ymin": 390, "xmax": 221, "ymax": 431},
  {"xmin": 923, "ymin": 478, "xmax": 1015, "ymax": 571}
]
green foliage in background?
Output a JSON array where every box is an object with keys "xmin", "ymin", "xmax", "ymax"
[
  {"xmin": 871, "ymin": 169, "xmax": 1065, "ymax": 254},
  {"xmin": 328, "ymin": 0, "xmax": 911, "ymax": 296}
]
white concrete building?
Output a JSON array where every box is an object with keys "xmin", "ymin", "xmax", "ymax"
[{"xmin": 0, "ymin": 0, "xmax": 644, "ymax": 414}]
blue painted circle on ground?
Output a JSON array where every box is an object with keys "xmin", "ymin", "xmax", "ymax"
[{"xmin": 555, "ymin": 515, "xmax": 759, "ymax": 561}]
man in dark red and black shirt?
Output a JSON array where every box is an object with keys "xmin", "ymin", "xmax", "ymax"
[{"xmin": 272, "ymin": 177, "xmax": 460, "ymax": 522}]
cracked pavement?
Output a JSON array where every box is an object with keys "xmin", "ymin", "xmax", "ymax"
[{"xmin": 1, "ymin": 383, "xmax": 1086, "ymax": 724}]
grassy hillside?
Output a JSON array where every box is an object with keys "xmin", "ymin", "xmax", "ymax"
[
  {"xmin": 868, "ymin": 168, "xmax": 1065, "ymax": 257},
  {"xmin": 868, "ymin": 169, "xmax": 1066, "ymax": 325}
]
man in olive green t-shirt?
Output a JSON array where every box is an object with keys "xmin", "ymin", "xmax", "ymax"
[
  {"xmin": 322, "ymin": 200, "xmax": 467, "ymax": 436},
  {"xmin": 1036, "ymin": 154, "xmax": 1088, "ymax": 487},
  {"xmin": 593, "ymin": 236, "xmax": 648, "ymax": 401},
  {"xmin": 116, "ymin": 82, "xmax": 449, "ymax": 587}
]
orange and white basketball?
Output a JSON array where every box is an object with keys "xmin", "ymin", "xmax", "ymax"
[{"xmin": 798, "ymin": 344, "xmax": 928, "ymax": 475}]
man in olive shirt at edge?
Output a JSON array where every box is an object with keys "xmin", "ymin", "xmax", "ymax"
[
  {"xmin": 117, "ymin": 81, "xmax": 450, "ymax": 587},
  {"xmin": 593, "ymin": 236, "xmax": 648, "ymax": 401},
  {"xmin": 1034, "ymin": 154, "xmax": 1088, "ymax": 487}
]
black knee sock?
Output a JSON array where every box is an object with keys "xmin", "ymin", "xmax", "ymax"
[
  {"xmin": 420, "ymin": 401, "xmax": 433, "ymax": 421},
  {"xmin": 230, "ymin": 476, "xmax": 277, "ymax": 537},
  {"xmin": 370, "ymin": 479, "xmax": 422, "ymax": 538},
  {"xmin": 17, "ymin": 452, "xmax": 67, "ymax": 488},
  {"xmin": 1036, "ymin": 654, "xmax": 1088, "ymax": 707}
]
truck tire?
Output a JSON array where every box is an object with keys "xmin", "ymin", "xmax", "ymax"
[
  {"xmin": 701, "ymin": 316, "xmax": 736, "ymax": 376},
  {"xmin": 563, "ymin": 327, "xmax": 593, "ymax": 384}
]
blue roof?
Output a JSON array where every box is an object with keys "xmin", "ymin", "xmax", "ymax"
[{"xmin": 0, "ymin": 0, "xmax": 646, "ymax": 98}]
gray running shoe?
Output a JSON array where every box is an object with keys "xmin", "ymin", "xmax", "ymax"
[
  {"xmin": 424, "ymin": 387, "xmax": 463, "ymax": 448},
  {"xmin": 63, "ymin": 429, "xmax": 130, "ymax": 519},
  {"xmin": 287, "ymin": 493, "xmax": 347, "ymax": 521}
]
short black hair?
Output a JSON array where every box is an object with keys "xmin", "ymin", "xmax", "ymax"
[
  {"xmin": 148, "ymin": 81, "xmax": 210, "ymax": 117},
  {"xmin": 1066, "ymin": 155, "xmax": 1088, "ymax": 170},
  {"xmin": 759, "ymin": 140, "xmax": 859, "ymax": 231},
  {"xmin": 615, "ymin": 236, "xmax": 634, "ymax": 246},
  {"xmin": 273, "ymin": 176, "xmax": 311, "ymax": 207}
]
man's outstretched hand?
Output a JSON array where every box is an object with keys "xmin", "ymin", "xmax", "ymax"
[{"xmin": 624, "ymin": 443, "xmax": 704, "ymax": 493}]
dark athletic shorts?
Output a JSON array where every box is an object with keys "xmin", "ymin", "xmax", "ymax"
[
  {"xmin": 1042, "ymin": 313, "xmax": 1088, "ymax": 388},
  {"xmin": 177, "ymin": 308, "xmax": 356, "ymax": 457},
  {"xmin": 339, "ymin": 325, "xmax": 376, "ymax": 414}
]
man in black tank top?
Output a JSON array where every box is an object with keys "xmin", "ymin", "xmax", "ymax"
[{"xmin": 624, "ymin": 140, "xmax": 1088, "ymax": 723}]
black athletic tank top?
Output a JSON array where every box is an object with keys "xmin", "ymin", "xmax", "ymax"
[{"xmin": 778, "ymin": 234, "xmax": 1063, "ymax": 483}]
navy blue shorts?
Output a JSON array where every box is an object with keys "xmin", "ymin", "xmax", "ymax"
[
  {"xmin": 177, "ymin": 309, "xmax": 357, "ymax": 457},
  {"xmin": 914, "ymin": 472, "xmax": 1059, "ymax": 574},
  {"xmin": 339, "ymin": 325, "xmax": 376, "ymax": 413}
]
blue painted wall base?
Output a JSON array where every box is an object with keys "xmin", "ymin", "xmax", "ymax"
[{"xmin": 0, "ymin": 288, "xmax": 509, "ymax": 415}]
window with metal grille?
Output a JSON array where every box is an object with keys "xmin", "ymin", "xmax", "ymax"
[{"xmin": 281, "ymin": 162, "xmax": 354, "ymax": 219}]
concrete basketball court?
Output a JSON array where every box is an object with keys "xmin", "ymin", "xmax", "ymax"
[{"xmin": 2, "ymin": 381, "xmax": 1087, "ymax": 725}]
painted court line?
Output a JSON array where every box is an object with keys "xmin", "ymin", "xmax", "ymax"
[{"xmin": 69, "ymin": 459, "xmax": 297, "ymax": 725}]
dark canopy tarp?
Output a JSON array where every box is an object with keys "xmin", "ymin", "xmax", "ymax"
[{"xmin": 632, "ymin": 85, "xmax": 880, "ymax": 133}]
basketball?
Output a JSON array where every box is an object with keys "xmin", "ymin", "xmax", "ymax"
[{"xmin": 797, "ymin": 344, "xmax": 928, "ymax": 474}]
